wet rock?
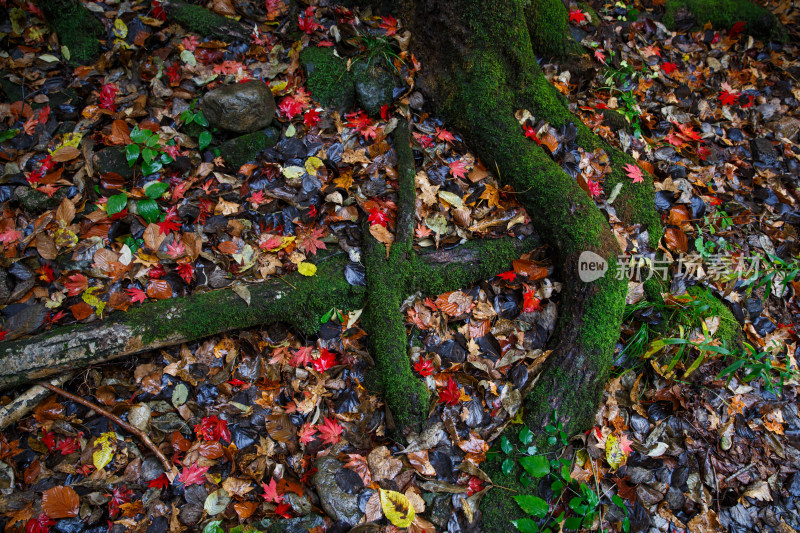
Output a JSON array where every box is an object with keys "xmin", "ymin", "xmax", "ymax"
[
  {"xmin": 201, "ymin": 81, "xmax": 275, "ymax": 133},
  {"xmin": 300, "ymin": 47, "xmax": 355, "ymax": 111},
  {"xmin": 352, "ymin": 62, "xmax": 395, "ymax": 116},
  {"xmin": 425, "ymin": 493, "xmax": 452, "ymax": 528},
  {"xmin": 15, "ymin": 186, "xmax": 64, "ymax": 214},
  {"xmin": 630, "ymin": 413, "xmax": 650, "ymax": 435},
  {"xmin": 750, "ymin": 138, "xmax": 778, "ymax": 165},
  {"xmin": 94, "ymin": 146, "xmax": 135, "ymax": 180},
  {"xmin": 53, "ymin": 519, "xmax": 86, "ymax": 533},
  {"xmin": 745, "ymin": 298, "xmax": 762, "ymax": 320},
  {"xmin": 312, "ymin": 456, "xmax": 362, "ymax": 526},
  {"xmin": 141, "ymin": 456, "xmax": 164, "ymax": 482},
  {"xmin": 769, "ymin": 116, "xmax": 800, "ymax": 141},
  {"xmin": 178, "ymin": 504, "xmax": 203, "ymax": 526},
  {"xmin": 636, "ymin": 484, "xmax": 664, "ymax": 505},
  {"xmin": 665, "ymin": 486, "xmax": 684, "ymax": 510},
  {"xmin": 283, "ymin": 491, "xmax": 312, "ymax": 517},
  {"xmin": 753, "ymin": 316, "xmax": 776, "ymax": 337},
  {"xmin": 628, "ymin": 466, "xmax": 655, "ymax": 485},
  {"xmin": 266, "ymin": 514, "xmax": 325, "ymax": 533},
  {"xmin": 221, "ymin": 128, "xmax": 280, "ymax": 169},
  {"xmin": 0, "ymin": 269, "xmax": 9, "ymax": 306}
]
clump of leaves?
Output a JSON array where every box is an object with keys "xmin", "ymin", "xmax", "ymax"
[{"xmin": 106, "ymin": 180, "xmax": 169, "ymax": 224}]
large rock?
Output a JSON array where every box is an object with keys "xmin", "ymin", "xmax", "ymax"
[
  {"xmin": 201, "ymin": 81, "xmax": 276, "ymax": 133},
  {"xmin": 769, "ymin": 116, "xmax": 800, "ymax": 141},
  {"xmin": 221, "ymin": 128, "xmax": 280, "ymax": 170},
  {"xmin": 312, "ymin": 456, "xmax": 362, "ymax": 526},
  {"xmin": 750, "ymin": 138, "xmax": 778, "ymax": 165},
  {"xmin": 94, "ymin": 146, "xmax": 134, "ymax": 180},
  {"xmin": 352, "ymin": 62, "xmax": 395, "ymax": 116},
  {"xmin": 300, "ymin": 47, "xmax": 355, "ymax": 112}
]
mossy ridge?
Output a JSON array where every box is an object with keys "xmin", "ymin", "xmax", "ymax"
[
  {"xmin": 221, "ymin": 128, "xmax": 280, "ymax": 170},
  {"xmin": 525, "ymin": 0, "xmax": 584, "ymax": 60},
  {"xmin": 127, "ymin": 252, "xmax": 365, "ymax": 345},
  {"xmin": 663, "ymin": 0, "xmax": 786, "ymax": 41},
  {"xmin": 37, "ymin": 0, "xmax": 104, "ymax": 65}
]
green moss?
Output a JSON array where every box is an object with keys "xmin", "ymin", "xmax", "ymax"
[
  {"xmin": 162, "ymin": 0, "xmax": 245, "ymax": 40},
  {"xmin": 663, "ymin": 0, "xmax": 786, "ymax": 41},
  {"xmin": 525, "ymin": 0, "xmax": 584, "ymax": 59},
  {"xmin": 393, "ymin": 119, "xmax": 416, "ymax": 247},
  {"xmin": 362, "ymin": 237, "xmax": 429, "ymax": 436},
  {"xmin": 221, "ymin": 128, "xmax": 280, "ymax": 170},
  {"xmin": 300, "ymin": 47, "xmax": 355, "ymax": 111},
  {"xmin": 127, "ymin": 252, "xmax": 365, "ymax": 345},
  {"xmin": 38, "ymin": 0, "xmax": 104, "ymax": 64},
  {"xmin": 684, "ymin": 286, "xmax": 742, "ymax": 349}
]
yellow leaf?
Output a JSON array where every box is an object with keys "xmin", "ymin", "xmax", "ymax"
[
  {"xmin": 49, "ymin": 132, "xmax": 83, "ymax": 155},
  {"xmin": 304, "ymin": 156, "xmax": 324, "ymax": 176},
  {"xmin": 298, "ymin": 262, "xmax": 317, "ymax": 276},
  {"xmin": 93, "ymin": 432, "xmax": 116, "ymax": 470},
  {"xmin": 82, "ymin": 287, "xmax": 106, "ymax": 317},
  {"xmin": 113, "ymin": 19, "xmax": 128, "ymax": 39},
  {"xmin": 605, "ymin": 434, "xmax": 624, "ymax": 470},
  {"xmin": 380, "ymin": 488, "xmax": 415, "ymax": 528}
]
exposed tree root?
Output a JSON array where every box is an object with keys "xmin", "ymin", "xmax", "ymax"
[{"xmin": 663, "ymin": 0, "xmax": 786, "ymax": 40}]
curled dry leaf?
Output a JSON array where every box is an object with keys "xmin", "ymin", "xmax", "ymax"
[{"xmin": 664, "ymin": 227, "xmax": 688, "ymax": 254}]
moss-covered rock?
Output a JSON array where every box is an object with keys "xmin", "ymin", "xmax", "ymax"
[
  {"xmin": 220, "ymin": 128, "xmax": 280, "ymax": 170},
  {"xmin": 161, "ymin": 0, "xmax": 250, "ymax": 41},
  {"xmin": 300, "ymin": 47, "xmax": 355, "ymax": 111},
  {"xmin": 37, "ymin": 0, "xmax": 104, "ymax": 64},
  {"xmin": 663, "ymin": 0, "xmax": 786, "ymax": 41},
  {"xmin": 684, "ymin": 286, "xmax": 742, "ymax": 350},
  {"xmin": 352, "ymin": 61, "xmax": 395, "ymax": 116},
  {"xmin": 94, "ymin": 146, "xmax": 134, "ymax": 180},
  {"xmin": 15, "ymin": 186, "xmax": 68, "ymax": 214}
]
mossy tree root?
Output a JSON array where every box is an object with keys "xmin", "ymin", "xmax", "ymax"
[
  {"xmin": 37, "ymin": 0, "xmax": 105, "ymax": 65},
  {"xmin": 663, "ymin": 0, "xmax": 786, "ymax": 41}
]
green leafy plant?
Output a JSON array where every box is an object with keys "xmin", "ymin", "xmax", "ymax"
[
  {"xmin": 106, "ymin": 180, "xmax": 169, "ymax": 224},
  {"xmin": 497, "ymin": 413, "xmax": 630, "ymax": 533},
  {"xmin": 179, "ymin": 106, "xmax": 212, "ymax": 150},
  {"xmin": 0, "ymin": 129, "xmax": 20, "ymax": 143},
  {"xmin": 718, "ymin": 341, "xmax": 797, "ymax": 394},
  {"xmin": 126, "ymin": 126, "xmax": 172, "ymax": 175},
  {"xmin": 351, "ymin": 31, "xmax": 402, "ymax": 72}
]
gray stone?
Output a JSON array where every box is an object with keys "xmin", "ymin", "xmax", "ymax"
[
  {"xmin": 425, "ymin": 493, "xmax": 451, "ymax": 528},
  {"xmin": 284, "ymin": 491, "xmax": 312, "ymax": 516},
  {"xmin": 312, "ymin": 456, "xmax": 362, "ymax": 526},
  {"xmin": 750, "ymin": 138, "xmax": 778, "ymax": 165},
  {"xmin": 15, "ymin": 186, "xmax": 67, "ymax": 214},
  {"xmin": 769, "ymin": 116, "xmax": 800, "ymax": 141},
  {"xmin": 0, "ymin": 269, "xmax": 9, "ymax": 306},
  {"xmin": 665, "ymin": 486, "xmax": 684, "ymax": 510},
  {"xmin": 786, "ymin": 473, "xmax": 800, "ymax": 497},
  {"xmin": 266, "ymin": 514, "xmax": 325, "ymax": 533},
  {"xmin": 178, "ymin": 504, "xmax": 203, "ymax": 526},
  {"xmin": 352, "ymin": 62, "xmax": 395, "ymax": 116},
  {"xmin": 628, "ymin": 466, "xmax": 655, "ymax": 485},
  {"xmin": 201, "ymin": 81, "xmax": 275, "ymax": 133},
  {"xmin": 94, "ymin": 146, "xmax": 134, "ymax": 180}
]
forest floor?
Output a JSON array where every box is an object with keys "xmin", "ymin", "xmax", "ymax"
[{"xmin": 0, "ymin": 0, "xmax": 799, "ymax": 532}]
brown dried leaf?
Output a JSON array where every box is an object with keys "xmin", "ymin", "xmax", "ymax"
[
  {"xmin": 55, "ymin": 198, "xmax": 75, "ymax": 225},
  {"xmin": 109, "ymin": 120, "xmax": 131, "ymax": 145},
  {"xmin": 41, "ymin": 486, "xmax": 79, "ymax": 519},
  {"xmin": 146, "ymin": 280, "xmax": 173, "ymax": 300},
  {"xmin": 668, "ymin": 205, "xmax": 691, "ymax": 226},
  {"xmin": 512, "ymin": 259, "xmax": 547, "ymax": 280},
  {"xmin": 50, "ymin": 146, "xmax": 80, "ymax": 162},
  {"xmin": 368, "ymin": 446, "xmax": 403, "ymax": 481},
  {"xmin": 143, "ymin": 223, "xmax": 165, "ymax": 252},
  {"xmin": 664, "ymin": 227, "xmax": 688, "ymax": 253}
]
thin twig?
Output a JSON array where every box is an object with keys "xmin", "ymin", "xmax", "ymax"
[
  {"xmin": 42, "ymin": 383, "xmax": 178, "ymax": 481},
  {"xmin": 278, "ymin": 276, "xmax": 297, "ymax": 289}
]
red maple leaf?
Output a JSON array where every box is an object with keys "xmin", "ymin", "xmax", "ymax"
[
  {"xmin": 523, "ymin": 125, "xmax": 541, "ymax": 144},
  {"xmin": 261, "ymin": 477, "xmax": 284, "ymax": 503},
  {"xmin": 158, "ymin": 206, "xmax": 181, "ymax": 234},
  {"xmin": 368, "ymin": 208, "xmax": 391, "ymax": 227},
  {"xmin": 56, "ymin": 437, "xmax": 80, "ymax": 455},
  {"xmin": 618, "ymin": 433, "xmax": 634, "ymax": 454},
  {"xmin": 345, "ymin": 110, "xmax": 371, "ymax": 130},
  {"xmin": 0, "ymin": 329, "xmax": 8, "ymax": 342},
  {"xmin": 312, "ymin": 348, "xmax": 336, "ymax": 372},
  {"xmin": 439, "ymin": 377, "xmax": 461, "ymax": 405},
  {"xmin": 274, "ymin": 501, "xmax": 293, "ymax": 518},
  {"xmin": 148, "ymin": 473, "xmax": 170, "ymax": 489},
  {"xmin": 594, "ymin": 49, "xmax": 606, "ymax": 63},
  {"xmin": 435, "ymin": 127, "xmax": 455, "ymax": 143},
  {"xmin": 299, "ymin": 422, "xmax": 317, "ymax": 444},
  {"xmin": 568, "ymin": 10, "xmax": 586, "ymax": 24},
  {"xmin": 38, "ymin": 264, "xmax": 55, "ymax": 283},
  {"xmin": 107, "ymin": 486, "xmax": 134, "ymax": 517},
  {"xmin": 624, "ymin": 163, "xmax": 644, "ymax": 184},
  {"xmin": 177, "ymin": 464, "xmax": 208, "ymax": 487},
  {"xmin": 672, "ymin": 121, "xmax": 702, "ymax": 142},
  {"xmin": 728, "ymin": 21, "xmax": 746, "ymax": 38},
  {"xmin": 99, "ymin": 83, "xmax": 118, "ymax": 111},
  {"xmin": 176, "ymin": 263, "xmax": 194, "ymax": 284},
  {"xmin": 661, "ymin": 62, "xmax": 678, "ymax": 75},
  {"xmin": 300, "ymin": 227, "xmax": 327, "ymax": 255},
  {"xmin": 42, "ymin": 430, "xmax": 56, "ymax": 452},
  {"xmin": 279, "ymin": 95, "xmax": 305, "ymax": 119},
  {"xmin": 304, "ymin": 108, "xmax": 321, "ymax": 128},
  {"xmin": 497, "ymin": 271, "xmax": 516, "ymax": 282},
  {"xmin": 586, "ymin": 179, "xmax": 602, "ymax": 198},
  {"xmin": 126, "ymin": 287, "xmax": 147, "ymax": 304},
  {"xmin": 25, "ymin": 514, "xmax": 55, "ymax": 533},
  {"xmin": 719, "ymin": 89, "xmax": 739, "ymax": 106},
  {"xmin": 523, "ymin": 290, "xmax": 541, "ymax": 313},
  {"xmin": 194, "ymin": 415, "xmax": 231, "ymax": 442},
  {"xmin": 318, "ymin": 416, "xmax": 343, "ymax": 445},
  {"xmin": 414, "ymin": 358, "xmax": 434, "ymax": 377},
  {"xmin": 379, "ymin": 15, "xmax": 398, "ymax": 36},
  {"xmin": 664, "ymin": 133, "xmax": 687, "ymax": 148},
  {"xmin": 449, "ymin": 159, "xmax": 468, "ymax": 178},
  {"xmin": 298, "ymin": 6, "xmax": 323, "ymax": 34}
]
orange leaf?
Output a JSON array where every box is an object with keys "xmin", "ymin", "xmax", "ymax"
[
  {"xmin": 146, "ymin": 280, "xmax": 173, "ymax": 300},
  {"xmin": 512, "ymin": 259, "xmax": 548, "ymax": 280},
  {"xmin": 668, "ymin": 205, "xmax": 691, "ymax": 226},
  {"xmin": 664, "ymin": 227, "xmax": 688, "ymax": 253},
  {"xmin": 109, "ymin": 119, "xmax": 131, "ymax": 145},
  {"xmin": 41, "ymin": 486, "xmax": 79, "ymax": 519},
  {"xmin": 234, "ymin": 501, "xmax": 259, "ymax": 520}
]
